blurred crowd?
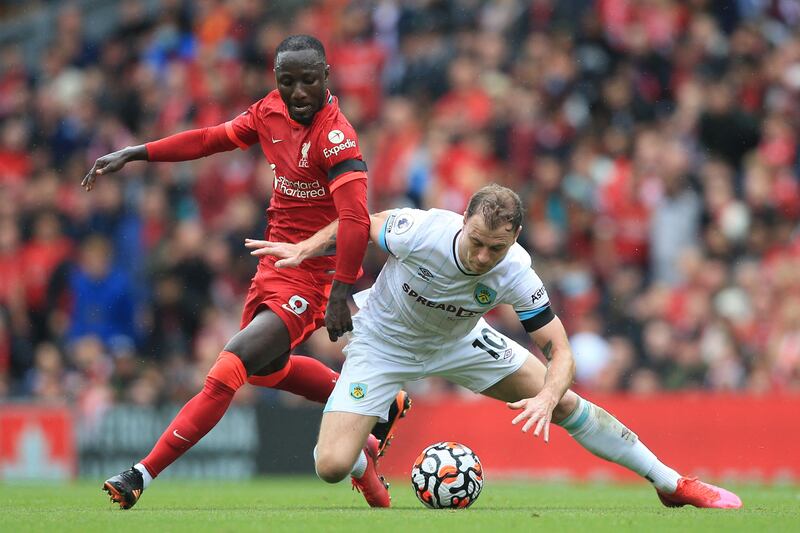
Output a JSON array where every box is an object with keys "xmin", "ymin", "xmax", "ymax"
[{"xmin": 1, "ymin": 0, "xmax": 799, "ymax": 419}]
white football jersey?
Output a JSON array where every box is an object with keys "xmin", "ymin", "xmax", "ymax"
[{"xmin": 353, "ymin": 208, "xmax": 551, "ymax": 354}]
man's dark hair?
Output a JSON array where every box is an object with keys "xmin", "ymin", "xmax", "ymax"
[
  {"xmin": 465, "ymin": 184, "xmax": 524, "ymax": 233},
  {"xmin": 275, "ymin": 34, "xmax": 326, "ymax": 65}
]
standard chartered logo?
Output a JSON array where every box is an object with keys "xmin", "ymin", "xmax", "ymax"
[
  {"xmin": 274, "ymin": 175, "xmax": 326, "ymax": 198},
  {"xmin": 323, "ymin": 138, "xmax": 356, "ymax": 158}
]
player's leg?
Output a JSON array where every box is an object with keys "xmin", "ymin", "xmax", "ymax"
[
  {"xmin": 249, "ymin": 353, "xmax": 338, "ymax": 403},
  {"xmin": 242, "ymin": 280, "xmax": 335, "ymax": 402},
  {"xmin": 481, "ymin": 355, "xmax": 675, "ymax": 480},
  {"xmin": 480, "ymin": 350, "xmax": 741, "ymax": 509},
  {"xmin": 103, "ymin": 309, "xmax": 289, "ymax": 509},
  {"xmin": 251, "ymin": 353, "xmax": 410, "ymax": 456},
  {"xmin": 240, "ymin": 267, "xmax": 337, "ymax": 399},
  {"xmin": 249, "ymin": 353, "xmax": 410, "ymax": 458},
  {"xmin": 311, "ymin": 326, "xmax": 416, "ymax": 507},
  {"xmin": 477, "ymin": 354, "xmax": 578, "ymax": 421},
  {"xmin": 314, "ymin": 411, "xmax": 390, "ymax": 508},
  {"xmin": 314, "ymin": 411, "xmax": 376, "ymax": 482},
  {"xmin": 245, "ymin": 275, "xmax": 411, "ymax": 456}
]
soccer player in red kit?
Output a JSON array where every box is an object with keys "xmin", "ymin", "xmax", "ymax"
[{"xmin": 83, "ymin": 35, "xmax": 404, "ymax": 509}]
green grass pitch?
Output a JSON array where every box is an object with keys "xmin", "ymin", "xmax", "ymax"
[{"xmin": 1, "ymin": 478, "xmax": 797, "ymax": 532}]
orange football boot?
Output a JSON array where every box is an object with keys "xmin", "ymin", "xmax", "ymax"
[{"xmin": 657, "ymin": 477, "xmax": 743, "ymax": 509}]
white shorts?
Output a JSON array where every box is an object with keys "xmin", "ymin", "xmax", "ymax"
[{"xmin": 324, "ymin": 316, "xmax": 530, "ymax": 422}]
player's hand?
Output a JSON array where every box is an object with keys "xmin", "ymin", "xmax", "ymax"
[
  {"xmin": 325, "ymin": 282, "xmax": 353, "ymax": 342},
  {"xmin": 245, "ymin": 239, "xmax": 307, "ymax": 268},
  {"xmin": 82, "ymin": 146, "xmax": 142, "ymax": 191},
  {"xmin": 507, "ymin": 389, "xmax": 559, "ymax": 443}
]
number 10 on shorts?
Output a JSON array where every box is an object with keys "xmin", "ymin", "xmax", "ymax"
[{"xmin": 472, "ymin": 327, "xmax": 512, "ymax": 360}]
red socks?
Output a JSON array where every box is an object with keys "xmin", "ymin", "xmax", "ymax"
[
  {"xmin": 140, "ymin": 352, "xmax": 246, "ymax": 477},
  {"xmin": 248, "ymin": 355, "xmax": 338, "ymax": 404},
  {"xmin": 139, "ymin": 352, "xmax": 336, "ymax": 478}
]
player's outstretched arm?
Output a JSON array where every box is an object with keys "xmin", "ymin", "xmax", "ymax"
[
  {"xmin": 507, "ymin": 316, "xmax": 576, "ymax": 442},
  {"xmin": 245, "ymin": 210, "xmax": 395, "ymax": 266},
  {"xmin": 83, "ymin": 121, "xmax": 249, "ymax": 192},
  {"xmin": 82, "ymin": 145, "xmax": 148, "ymax": 191},
  {"xmin": 366, "ymin": 211, "xmax": 392, "ymax": 244}
]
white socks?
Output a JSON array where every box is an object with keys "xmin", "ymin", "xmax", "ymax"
[
  {"xmin": 312, "ymin": 446, "xmax": 368, "ymax": 480},
  {"xmin": 350, "ymin": 450, "xmax": 367, "ymax": 479},
  {"xmin": 558, "ymin": 396, "xmax": 680, "ymax": 493},
  {"xmin": 645, "ymin": 461, "xmax": 682, "ymax": 494},
  {"xmin": 134, "ymin": 463, "xmax": 153, "ymax": 490}
]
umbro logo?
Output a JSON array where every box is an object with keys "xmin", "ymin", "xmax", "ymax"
[{"xmin": 417, "ymin": 266, "xmax": 435, "ymax": 281}]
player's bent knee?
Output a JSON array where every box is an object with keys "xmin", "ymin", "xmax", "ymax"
[{"xmin": 315, "ymin": 450, "xmax": 353, "ymax": 483}]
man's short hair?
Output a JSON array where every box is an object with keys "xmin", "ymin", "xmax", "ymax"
[
  {"xmin": 275, "ymin": 35, "xmax": 326, "ymax": 65},
  {"xmin": 465, "ymin": 184, "xmax": 523, "ymax": 233}
]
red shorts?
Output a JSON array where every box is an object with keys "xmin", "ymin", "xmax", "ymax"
[{"xmin": 240, "ymin": 258, "xmax": 333, "ymax": 349}]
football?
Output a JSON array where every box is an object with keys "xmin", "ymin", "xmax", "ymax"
[{"xmin": 410, "ymin": 441, "xmax": 483, "ymax": 509}]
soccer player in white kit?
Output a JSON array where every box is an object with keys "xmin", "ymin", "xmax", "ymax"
[{"xmin": 246, "ymin": 184, "xmax": 742, "ymax": 509}]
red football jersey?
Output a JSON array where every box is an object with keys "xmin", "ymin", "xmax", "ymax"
[{"xmin": 224, "ymin": 90, "xmax": 366, "ymax": 272}]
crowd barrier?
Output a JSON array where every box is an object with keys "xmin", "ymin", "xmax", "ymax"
[
  {"xmin": 0, "ymin": 404, "xmax": 258, "ymax": 481},
  {"xmin": 0, "ymin": 405, "xmax": 75, "ymax": 480},
  {"xmin": 2, "ymin": 394, "xmax": 798, "ymax": 482},
  {"xmin": 378, "ymin": 393, "xmax": 800, "ymax": 482}
]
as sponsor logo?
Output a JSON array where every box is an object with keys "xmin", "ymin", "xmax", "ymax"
[
  {"xmin": 531, "ymin": 286, "xmax": 547, "ymax": 304},
  {"xmin": 323, "ymin": 138, "xmax": 356, "ymax": 158},
  {"xmin": 401, "ymin": 283, "xmax": 480, "ymax": 319}
]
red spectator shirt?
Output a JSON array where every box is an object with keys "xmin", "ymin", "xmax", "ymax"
[
  {"xmin": 329, "ymin": 39, "xmax": 386, "ymax": 122},
  {"xmin": 225, "ymin": 90, "xmax": 366, "ymax": 273}
]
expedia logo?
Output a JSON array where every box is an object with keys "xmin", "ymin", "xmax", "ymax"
[
  {"xmin": 350, "ymin": 382, "xmax": 367, "ymax": 400},
  {"xmin": 323, "ymin": 138, "xmax": 356, "ymax": 158},
  {"xmin": 474, "ymin": 283, "xmax": 497, "ymax": 306},
  {"xmin": 401, "ymin": 283, "xmax": 480, "ymax": 318}
]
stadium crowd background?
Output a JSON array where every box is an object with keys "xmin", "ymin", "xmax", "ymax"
[{"xmin": 1, "ymin": 0, "xmax": 799, "ymax": 426}]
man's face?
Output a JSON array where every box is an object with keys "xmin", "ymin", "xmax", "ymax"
[
  {"xmin": 458, "ymin": 214, "xmax": 520, "ymax": 275},
  {"xmin": 274, "ymin": 49, "xmax": 329, "ymax": 125}
]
